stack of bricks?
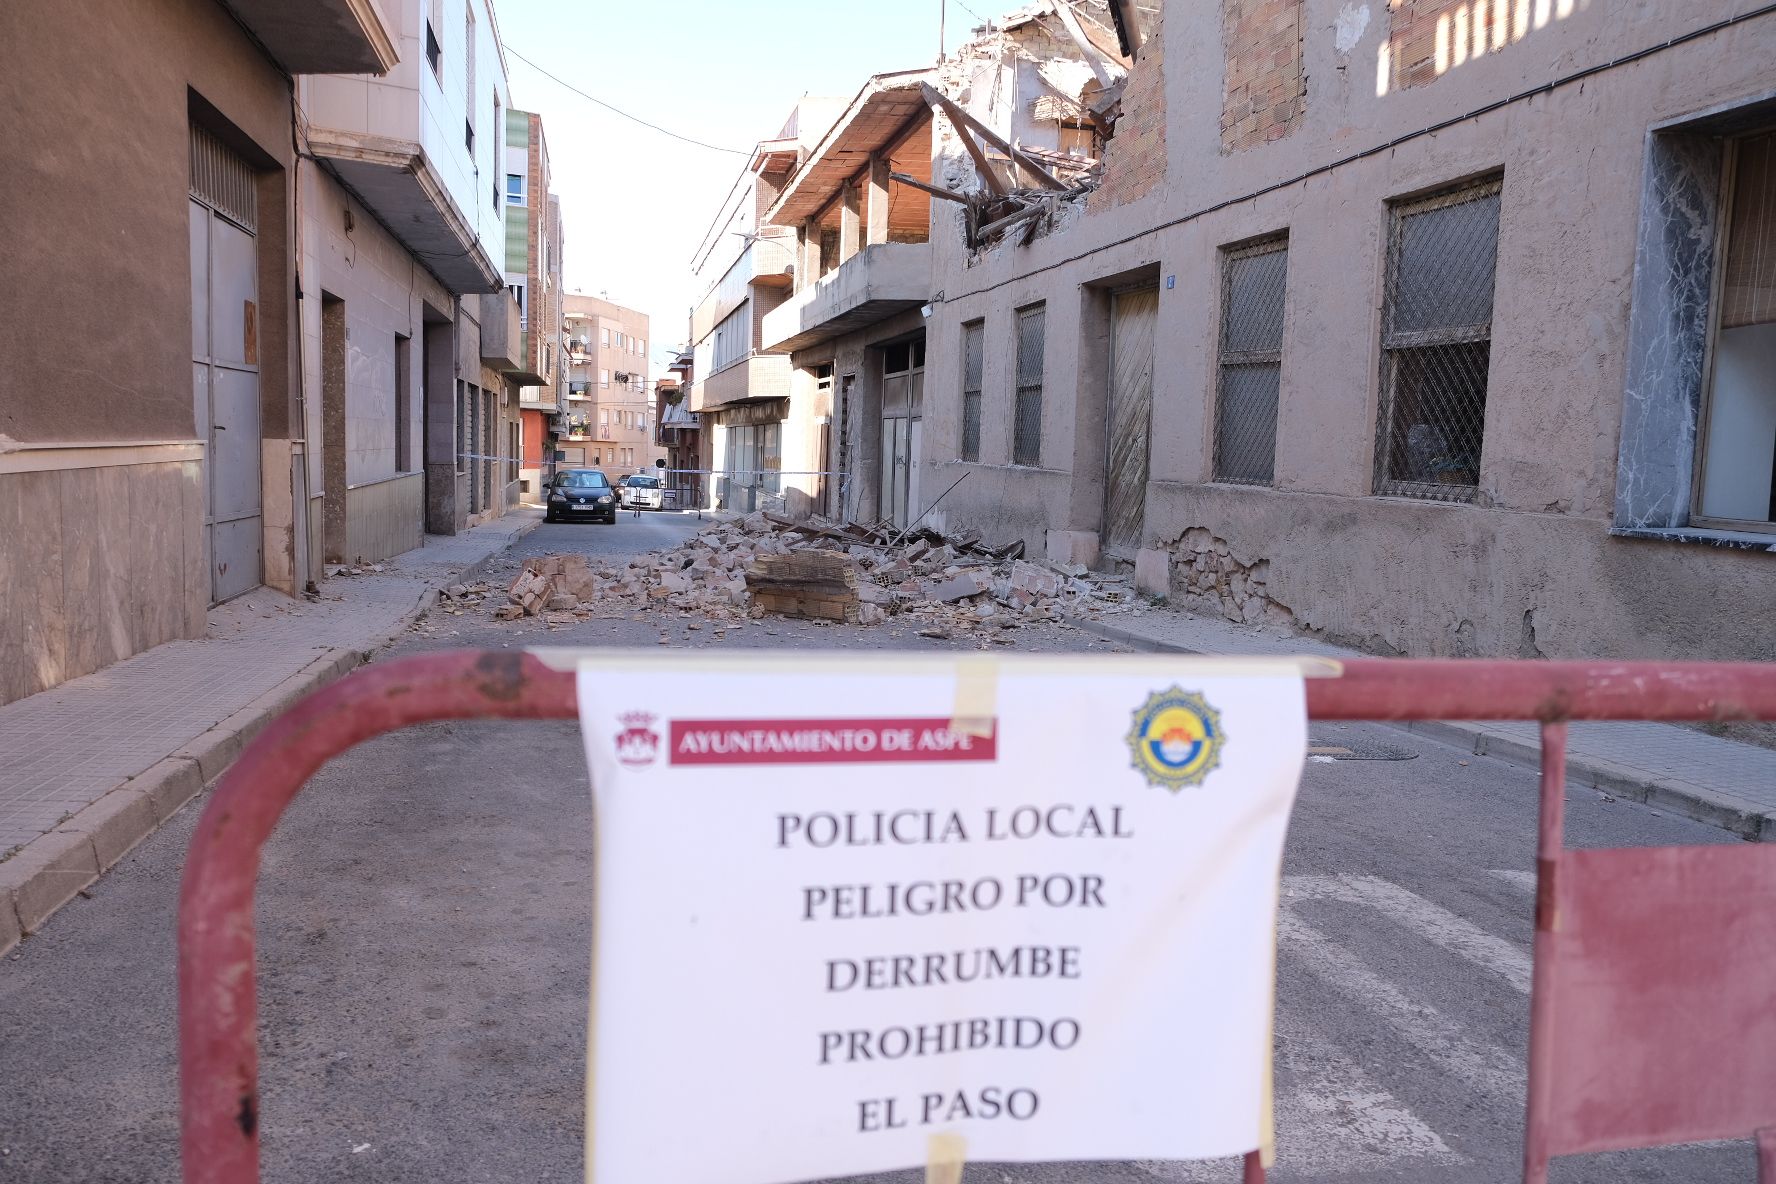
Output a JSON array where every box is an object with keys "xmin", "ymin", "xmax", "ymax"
[
  {"xmin": 745, "ymin": 551, "xmax": 862, "ymax": 623},
  {"xmin": 1220, "ymin": 0, "xmax": 1305, "ymax": 153},
  {"xmin": 1088, "ymin": 4, "xmax": 1168, "ymax": 212}
]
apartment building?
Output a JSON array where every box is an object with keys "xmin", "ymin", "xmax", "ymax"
[
  {"xmin": 0, "ymin": 0, "xmax": 399, "ymax": 705},
  {"xmin": 910, "ymin": 0, "xmax": 1776, "ymax": 662},
  {"xmin": 505, "ymin": 109, "xmax": 566, "ymax": 498},
  {"xmin": 561, "ymin": 294, "xmax": 658, "ymax": 477},
  {"xmin": 0, "ymin": 0, "xmax": 545, "ymax": 706},
  {"xmin": 296, "ymin": 0, "xmax": 518, "ymax": 573},
  {"xmin": 687, "ymin": 97, "xmax": 843, "ymax": 513}
]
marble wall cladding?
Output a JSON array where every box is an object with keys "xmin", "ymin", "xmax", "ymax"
[
  {"xmin": 0, "ymin": 472, "xmax": 67, "ymax": 706},
  {"xmin": 0, "ymin": 462, "xmax": 206, "ymax": 706},
  {"xmin": 180, "ymin": 464, "xmax": 207, "ymax": 636},
  {"xmin": 1615, "ymin": 130, "xmax": 1724, "ymax": 530},
  {"xmin": 58, "ymin": 467, "xmax": 135, "ymax": 679},
  {"xmin": 132, "ymin": 464, "xmax": 189, "ymax": 649}
]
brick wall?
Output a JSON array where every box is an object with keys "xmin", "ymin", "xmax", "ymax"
[
  {"xmin": 1221, "ymin": 0, "xmax": 1305, "ymax": 153},
  {"xmin": 1389, "ymin": 0, "xmax": 1506, "ymax": 89},
  {"xmin": 525, "ymin": 114, "xmax": 544, "ymax": 373},
  {"xmin": 1088, "ymin": 4, "xmax": 1167, "ymax": 211}
]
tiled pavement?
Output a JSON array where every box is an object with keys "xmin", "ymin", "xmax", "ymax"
[
  {"xmin": 1082, "ymin": 608, "xmax": 1776, "ymax": 840},
  {"xmin": 0, "ymin": 511, "xmax": 540, "ymax": 859}
]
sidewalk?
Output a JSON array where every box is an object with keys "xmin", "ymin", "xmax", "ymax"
[
  {"xmin": 0, "ymin": 510, "xmax": 541, "ymax": 953},
  {"xmin": 1080, "ymin": 608, "xmax": 1776, "ymax": 843}
]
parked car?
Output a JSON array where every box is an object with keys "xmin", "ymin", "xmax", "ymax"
[
  {"xmin": 545, "ymin": 469, "xmax": 616, "ymax": 524},
  {"xmin": 618, "ymin": 473, "xmax": 664, "ymax": 511}
]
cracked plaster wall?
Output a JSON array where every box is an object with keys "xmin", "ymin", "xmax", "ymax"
[{"xmin": 922, "ymin": 3, "xmax": 1776, "ymax": 661}]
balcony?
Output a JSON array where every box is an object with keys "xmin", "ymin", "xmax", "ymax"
[
  {"xmin": 221, "ymin": 0, "xmax": 397, "ymax": 75},
  {"xmin": 304, "ymin": 51, "xmax": 502, "ymax": 295},
  {"xmin": 690, "ymin": 354, "xmax": 791, "ymax": 414},
  {"xmin": 478, "ymin": 292, "xmax": 523, "ymax": 371},
  {"xmin": 518, "ymin": 382, "xmax": 562, "ymax": 412},
  {"xmin": 308, "ymin": 132, "xmax": 501, "ymax": 294},
  {"xmin": 761, "ymin": 243, "xmax": 931, "ymax": 354}
]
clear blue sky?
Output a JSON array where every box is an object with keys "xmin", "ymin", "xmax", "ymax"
[{"xmin": 496, "ymin": 0, "xmax": 992, "ymax": 375}]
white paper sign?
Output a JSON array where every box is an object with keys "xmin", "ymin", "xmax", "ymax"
[{"xmin": 577, "ymin": 653, "xmax": 1305, "ymax": 1184}]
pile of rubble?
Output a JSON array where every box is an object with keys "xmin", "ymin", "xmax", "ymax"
[{"xmin": 486, "ymin": 512, "xmax": 1145, "ymax": 636}]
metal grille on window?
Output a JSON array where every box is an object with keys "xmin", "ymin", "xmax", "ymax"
[
  {"xmin": 1376, "ymin": 177, "xmax": 1502, "ymax": 500},
  {"xmin": 1013, "ymin": 307, "xmax": 1045, "ymax": 467},
  {"xmin": 1215, "ymin": 237, "xmax": 1288, "ymax": 485},
  {"xmin": 961, "ymin": 321, "xmax": 984, "ymax": 462},
  {"xmin": 189, "ymin": 125, "xmax": 256, "ymax": 231}
]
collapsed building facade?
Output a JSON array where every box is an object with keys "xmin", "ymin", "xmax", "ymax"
[
  {"xmin": 881, "ymin": 0, "xmax": 1776, "ymax": 662},
  {"xmin": 688, "ymin": 4, "xmax": 1124, "ymax": 527}
]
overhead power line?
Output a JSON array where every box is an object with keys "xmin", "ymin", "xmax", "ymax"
[{"xmin": 504, "ymin": 45, "xmax": 752, "ymax": 156}]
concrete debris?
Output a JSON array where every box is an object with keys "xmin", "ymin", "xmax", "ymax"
[{"xmin": 485, "ymin": 513, "xmax": 1147, "ymax": 634}]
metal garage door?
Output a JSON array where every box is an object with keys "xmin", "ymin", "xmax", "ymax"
[{"xmin": 188, "ymin": 125, "xmax": 263, "ymax": 604}]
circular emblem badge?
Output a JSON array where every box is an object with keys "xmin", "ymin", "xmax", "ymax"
[{"xmin": 1125, "ymin": 687, "xmax": 1225, "ymax": 791}]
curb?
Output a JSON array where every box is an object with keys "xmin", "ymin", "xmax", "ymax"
[
  {"xmin": 0, "ymin": 515, "xmax": 542, "ymax": 957},
  {"xmin": 1078, "ymin": 618, "xmax": 1776, "ymax": 843}
]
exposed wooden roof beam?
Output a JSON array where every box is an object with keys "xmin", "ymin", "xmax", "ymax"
[
  {"xmin": 1062, "ymin": 1, "xmax": 1133, "ymax": 67},
  {"xmin": 918, "ymin": 81, "xmax": 1068, "ymax": 192},
  {"xmin": 1044, "ymin": 3, "xmax": 1115, "ymax": 88},
  {"xmin": 890, "ymin": 172, "xmax": 972, "ymax": 204},
  {"xmin": 976, "ymin": 199, "xmax": 1048, "ymax": 242},
  {"xmin": 919, "ymin": 82, "xmax": 1007, "ymax": 197},
  {"xmin": 1107, "ymin": 0, "xmax": 1143, "ymax": 60}
]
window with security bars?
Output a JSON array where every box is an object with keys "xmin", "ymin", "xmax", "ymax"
[
  {"xmin": 961, "ymin": 320, "xmax": 984, "ymax": 462},
  {"xmin": 1013, "ymin": 306, "xmax": 1045, "ymax": 467},
  {"xmin": 1215, "ymin": 236, "xmax": 1289, "ymax": 484},
  {"xmin": 1376, "ymin": 176, "xmax": 1502, "ymax": 500}
]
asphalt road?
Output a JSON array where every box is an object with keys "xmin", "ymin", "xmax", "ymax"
[{"xmin": 0, "ymin": 513, "xmax": 1750, "ymax": 1183}]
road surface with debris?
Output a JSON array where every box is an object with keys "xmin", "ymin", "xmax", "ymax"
[{"xmin": 0, "ymin": 514, "xmax": 1749, "ymax": 1183}]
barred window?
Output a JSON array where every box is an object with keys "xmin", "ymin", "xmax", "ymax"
[
  {"xmin": 1215, "ymin": 236, "xmax": 1289, "ymax": 484},
  {"xmin": 1376, "ymin": 176, "xmax": 1502, "ymax": 500},
  {"xmin": 961, "ymin": 320, "xmax": 984, "ymax": 462},
  {"xmin": 1013, "ymin": 305, "xmax": 1045, "ymax": 467}
]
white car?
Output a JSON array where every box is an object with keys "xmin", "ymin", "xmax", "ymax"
[{"xmin": 618, "ymin": 474, "xmax": 664, "ymax": 510}]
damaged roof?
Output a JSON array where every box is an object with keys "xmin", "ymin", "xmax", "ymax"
[{"xmin": 765, "ymin": 68, "xmax": 935, "ymax": 226}]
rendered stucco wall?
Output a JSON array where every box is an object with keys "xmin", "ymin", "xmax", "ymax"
[{"xmin": 924, "ymin": 0, "xmax": 1776, "ymax": 661}]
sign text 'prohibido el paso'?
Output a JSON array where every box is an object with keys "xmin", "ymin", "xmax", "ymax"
[{"xmin": 577, "ymin": 653, "xmax": 1306, "ymax": 1184}]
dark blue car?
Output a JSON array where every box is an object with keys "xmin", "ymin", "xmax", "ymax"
[{"xmin": 545, "ymin": 469, "xmax": 617, "ymax": 524}]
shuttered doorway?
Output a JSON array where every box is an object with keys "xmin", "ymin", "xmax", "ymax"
[{"xmin": 188, "ymin": 125, "xmax": 263, "ymax": 604}]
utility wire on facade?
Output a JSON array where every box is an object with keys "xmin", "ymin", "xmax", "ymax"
[{"xmin": 503, "ymin": 45, "xmax": 752, "ymax": 156}]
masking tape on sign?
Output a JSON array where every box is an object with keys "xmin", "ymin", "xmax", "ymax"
[
  {"xmin": 949, "ymin": 657, "xmax": 997, "ymax": 738},
  {"xmin": 924, "ymin": 1132, "xmax": 966, "ymax": 1184}
]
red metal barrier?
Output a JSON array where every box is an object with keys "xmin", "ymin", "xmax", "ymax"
[{"xmin": 178, "ymin": 652, "xmax": 1776, "ymax": 1184}]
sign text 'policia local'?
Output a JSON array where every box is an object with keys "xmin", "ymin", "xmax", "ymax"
[{"xmin": 580, "ymin": 655, "xmax": 1306, "ymax": 1184}]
